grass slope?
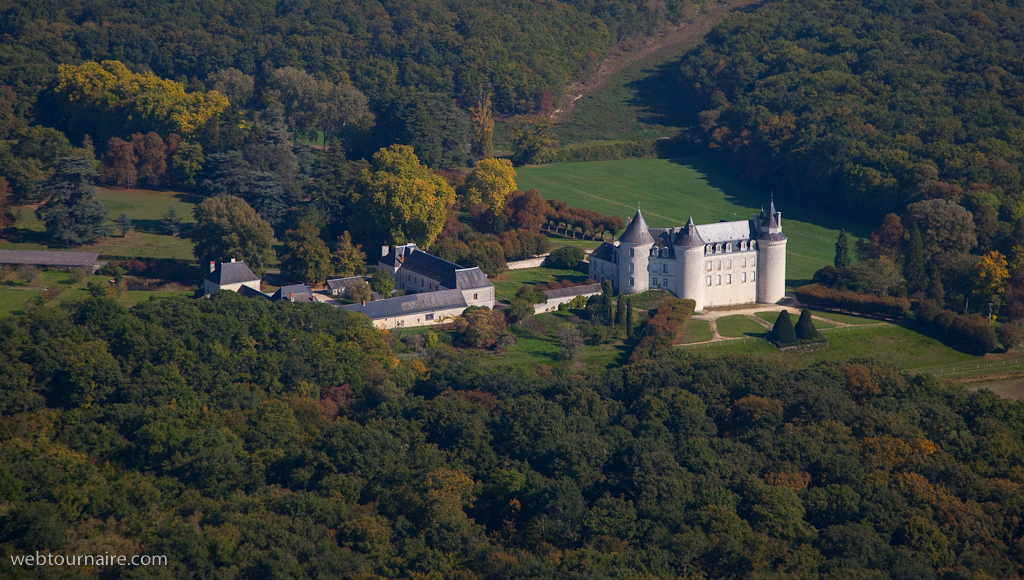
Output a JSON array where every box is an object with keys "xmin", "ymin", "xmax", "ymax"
[
  {"xmin": 3, "ymin": 188, "xmax": 199, "ymax": 259},
  {"xmin": 517, "ymin": 158, "xmax": 866, "ymax": 286},
  {"xmin": 716, "ymin": 315, "xmax": 768, "ymax": 338},
  {"xmin": 490, "ymin": 266, "xmax": 590, "ymax": 302}
]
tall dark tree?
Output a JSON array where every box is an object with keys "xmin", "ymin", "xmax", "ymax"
[
  {"xmin": 615, "ymin": 294, "xmax": 625, "ymax": 326},
  {"xmin": 769, "ymin": 310, "xmax": 797, "ymax": 345},
  {"xmin": 162, "ymin": 205, "xmax": 182, "ymax": 236},
  {"xmin": 834, "ymin": 229, "xmax": 850, "ymax": 269},
  {"xmin": 794, "ymin": 309, "xmax": 821, "ymax": 341},
  {"xmin": 115, "ymin": 211, "xmax": 133, "ymax": 237},
  {"xmin": 904, "ymin": 222, "xmax": 927, "ymax": 295},
  {"xmin": 35, "ymin": 157, "xmax": 109, "ymax": 245},
  {"xmin": 625, "ymin": 298, "xmax": 635, "ymax": 338},
  {"xmin": 928, "ymin": 263, "xmax": 945, "ymax": 307},
  {"xmin": 601, "ymin": 279, "xmax": 614, "ymax": 325},
  {"xmin": 278, "ymin": 222, "xmax": 331, "ymax": 286}
]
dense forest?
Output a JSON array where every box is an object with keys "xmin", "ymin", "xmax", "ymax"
[
  {"xmin": 4, "ymin": 294, "xmax": 1024, "ymax": 578},
  {"xmin": 678, "ymin": 0, "xmax": 1024, "ymax": 221}
]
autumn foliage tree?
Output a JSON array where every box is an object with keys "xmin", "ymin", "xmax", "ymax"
[
  {"xmin": 469, "ymin": 95, "xmax": 495, "ymax": 159},
  {"xmin": 191, "ymin": 195, "xmax": 275, "ymax": 275},
  {"xmin": 464, "ymin": 158, "xmax": 517, "ymax": 213},
  {"xmin": 351, "ymin": 145, "xmax": 456, "ymax": 250}
]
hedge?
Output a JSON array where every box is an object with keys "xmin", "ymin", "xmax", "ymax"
[
  {"xmin": 630, "ymin": 297, "xmax": 696, "ymax": 362},
  {"xmin": 915, "ymin": 299, "xmax": 998, "ymax": 355},
  {"xmin": 794, "ymin": 284, "xmax": 910, "ymax": 318}
]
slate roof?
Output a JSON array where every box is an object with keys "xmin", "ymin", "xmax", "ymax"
[
  {"xmin": 326, "ymin": 276, "xmax": 367, "ymax": 291},
  {"xmin": 343, "ymin": 288, "xmax": 468, "ymax": 320},
  {"xmin": 543, "ymin": 283, "xmax": 602, "ymax": 300},
  {"xmin": 650, "ymin": 229, "xmax": 675, "ymax": 258},
  {"xmin": 590, "ymin": 242, "xmax": 617, "ymax": 262},
  {"xmin": 237, "ymin": 285, "xmax": 270, "ymax": 299},
  {"xmin": 619, "ymin": 209, "xmax": 655, "ymax": 244},
  {"xmin": 272, "ymin": 284, "xmax": 314, "ymax": 302},
  {"xmin": 454, "ymin": 268, "xmax": 492, "ymax": 290},
  {"xmin": 205, "ymin": 261, "xmax": 260, "ymax": 286},
  {"xmin": 0, "ymin": 249, "xmax": 99, "ymax": 267},
  {"xmin": 695, "ymin": 220, "xmax": 758, "ymax": 244},
  {"xmin": 673, "ymin": 215, "xmax": 706, "ymax": 247}
]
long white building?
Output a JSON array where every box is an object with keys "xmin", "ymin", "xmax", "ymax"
[{"xmin": 587, "ymin": 200, "xmax": 787, "ymax": 312}]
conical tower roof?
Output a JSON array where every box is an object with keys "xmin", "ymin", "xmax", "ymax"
[
  {"xmin": 619, "ymin": 209, "xmax": 654, "ymax": 244},
  {"xmin": 674, "ymin": 214, "xmax": 705, "ymax": 247}
]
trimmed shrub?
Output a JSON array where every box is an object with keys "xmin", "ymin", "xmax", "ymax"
[
  {"xmin": 794, "ymin": 309, "xmax": 822, "ymax": 341},
  {"xmin": 794, "ymin": 284, "xmax": 910, "ymax": 317},
  {"xmin": 998, "ymin": 321, "xmax": 1024, "ymax": 350},
  {"xmin": 770, "ymin": 310, "xmax": 798, "ymax": 346},
  {"xmin": 546, "ymin": 246, "xmax": 585, "ymax": 269}
]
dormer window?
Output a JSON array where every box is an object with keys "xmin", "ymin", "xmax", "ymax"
[
  {"xmin": 715, "ymin": 244, "xmax": 721, "ymax": 253},
  {"xmin": 741, "ymin": 241, "xmax": 747, "ymax": 251},
  {"xmin": 726, "ymin": 243, "xmax": 732, "ymax": 252}
]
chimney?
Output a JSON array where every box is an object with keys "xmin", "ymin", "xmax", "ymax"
[
  {"xmin": 289, "ymin": 292, "xmax": 295, "ymax": 302},
  {"xmin": 362, "ymin": 300, "xmax": 366, "ymax": 306},
  {"xmin": 209, "ymin": 261, "xmax": 215, "ymax": 273},
  {"xmin": 230, "ymin": 258, "xmax": 236, "ymax": 263},
  {"xmin": 381, "ymin": 245, "xmax": 390, "ymax": 258}
]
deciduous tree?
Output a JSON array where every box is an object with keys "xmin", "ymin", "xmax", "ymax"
[
  {"xmin": 191, "ymin": 195, "xmax": 275, "ymax": 275},
  {"xmin": 351, "ymin": 145, "xmax": 456, "ymax": 249},
  {"xmin": 464, "ymin": 158, "xmax": 517, "ymax": 213},
  {"xmin": 469, "ymin": 95, "xmax": 494, "ymax": 159},
  {"xmin": 279, "ymin": 222, "xmax": 332, "ymax": 286},
  {"xmin": 331, "ymin": 231, "xmax": 366, "ymax": 277},
  {"xmin": 100, "ymin": 137, "xmax": 138, "ymax": 188}
]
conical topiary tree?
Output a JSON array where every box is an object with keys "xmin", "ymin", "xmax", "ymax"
[
  {"xmin": 795, "ymin": 308, "xmax": 822, "ymax": 341},
  {"xmin": 770, "ymin": 310, "xmax": 798, "ymax": 345}
]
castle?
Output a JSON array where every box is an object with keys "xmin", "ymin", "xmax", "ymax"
[{"xmin": 588, "ymin": 200, "xmax": 787, "ymax": 312}]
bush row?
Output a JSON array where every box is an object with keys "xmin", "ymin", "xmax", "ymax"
[
  {"xmin": 543, "ymin": 135, "xmax": 699, "ymax": 164},
  {"xmin": 630, "ymin": 297, "xmax": 696, "ymax": 362},
  {"xmin": 915, "ymin": 299, "xmax": 998, "ymax": 355},
  {"xmin": 794, "ymin": 284, "xmax": 910, "ymax": 318}
]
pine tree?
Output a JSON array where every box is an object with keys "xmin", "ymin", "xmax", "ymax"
[
  {"xmin": 835, "ymin": 229, "xmax": 851, "ymax": 269},
  {"xmin": 601, "ymin": 279, "xmax": 614, "ymax": 325},
  {"xmin": 625, "ymin": 298, "xmax": 635, "ymax": 339},
  {"xmin": 904, "ymin": 222, "xmax": 926, "ymax": 294},
  {"xmin": 115, "ymin": 211, "xmax": 133, "ymax": 237},
  {"xmin": 163, "ymin": 205, "xmax": 182, "ymax": 236},
  {"xmin": 35, "ymin": 157, "xmax": 110, "ymax": 245},
  {"xmin": 615, "ymin": 294, "xmax": 625, "ymax": 326},
  {"xmin": 794, "ymin": 309, "xmax": 822, "ymax": 341},
  {"xmin": 770, "ymin": 310, "xmax": 798, "ymax": 345}
]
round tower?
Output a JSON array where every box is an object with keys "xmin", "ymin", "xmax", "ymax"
[
  {"xmin": 757, "ymin": 198, "xmax": 787, "ymax": 304},
  {"xmin": 673, "ymin": 214, "xmax": 706, "ymax": 311},
  {"xmin": 617, "ymin": 209, "xmax": 654, "ymax": 295}
]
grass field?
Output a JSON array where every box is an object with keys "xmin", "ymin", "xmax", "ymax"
[
  {"xmin": 516, "ymin": 158, "xmax": 867, "ymax": 286},
  {"xmin": 3, "ymin": 188, "xmax": 199, "ymax": 259},
  {"xmin": 681, "ymin": 323, "xmax": 984, "ymax": 372},
  {"xmin": 490, "ymin": 266, "xmax": 590, "ymax": 302},
  {"xmin": 716, "ymin": 315, "xmax": 768, "ymax": 338},
  {"xmin": 679, "ymin": 319, "xmax": 713, "ymax": 343}
]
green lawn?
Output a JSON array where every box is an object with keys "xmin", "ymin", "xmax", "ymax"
[
  {"xmin": 805, "ymin": 310, "xmax": 883, "ymax": 326},
  {"xmin": 678, "ymin": 319, "xmax": 713, "ymax": 344},
  {"xmin": 680, "ymin": 323, "xmax": 985, "ymax": 372},
  {"xmin": 491, "ymin": 266, "xmax": 590, "ymax": 302},
  {"xmin": 543, "ymin": 232, "xmax": 604, "ymax": 250},
  {"xmin": 0, "ymin": 289, "xmax": 40, "ymax": 317},
  {"xmin": 629, "ymin": 289, "xmax": 673, "ymax": 311},
  {"xmin": 4, "ymin": 188, "xmax": 200, "ymax": 259},
  {"xmin": 716, "ymin": 315, "xmax": 768, "ymax": 338},
  {"xmin": 516, "ymin": 158, "xmax": 867, "ymax": 286}
]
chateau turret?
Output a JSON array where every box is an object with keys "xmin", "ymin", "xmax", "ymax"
[
  {"xmin": 618, "ymin": 209, "xmax": 654, "ymax": 295},
  {"xmin": 756, "ymin": 196, "xmax": 787, "ymax": 304}
]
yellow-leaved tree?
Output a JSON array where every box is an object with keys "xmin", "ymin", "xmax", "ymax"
[
  {"xmin": 56, "ymin": 60, "xmax": 229, "ymax": 138},
  {"xmin": 974, "ymin": 250, "xmax": 1009, "ymax": 314},
  {"xmin": 464, "ymin": 157, "xmax": 517, "ymax": 213},
  {"xmin": 351, "ymin": 145, "xmax": 456, "ymax": 250}
]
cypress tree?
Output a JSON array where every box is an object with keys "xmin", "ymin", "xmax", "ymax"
[
  {"xmin": 795, "ymin": 308, "xmax": 822, "ymax": 340},
  {"xmin": 601, "ymin": 279, "xmax": 614, "ymax": 325},
  {"xmin": 927, "ymin": 263, "xmax": 945, "ymax": 307},
  {"xmin": 770, "ymin": 310, "xmax": 798, "ymax": 345},
  {"xmin": 615, "ymin": 294, "xmax": 625, "ymax": 325},
  {"xmin": 625, "ymin": 298, "xmax": 635, "ymax": 339},
  {"xmin": 835, "ymin": 229, "xmax": 851, "ymax": 269},
  {"xmin": 904, "ymin": 222, "xmax": 926, "ymax": 294}
]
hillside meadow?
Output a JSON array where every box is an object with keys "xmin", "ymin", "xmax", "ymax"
[{"xmin": 517, "ymin": 157, "xmax": 867, "ymax": 286}]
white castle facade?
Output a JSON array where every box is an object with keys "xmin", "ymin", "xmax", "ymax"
[{"xmin": 588, "ymin": 201, "xmax": 787, "ymax": 312}]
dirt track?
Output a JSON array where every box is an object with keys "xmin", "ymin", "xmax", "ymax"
[{"xmin": 552, "ymin": 0, "xmax": 763, "ymax": 122}]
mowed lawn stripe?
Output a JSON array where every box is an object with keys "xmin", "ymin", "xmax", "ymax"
[{"xmin": 517, "ymin": 158, "xmax": 867, "ymax": 285}]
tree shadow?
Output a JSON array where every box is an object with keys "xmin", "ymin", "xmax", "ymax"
[
  {"xmin": 624, "ymin": 58, "xmax": 695, "ymax": 130},
  {"xmin": 1, "ymin": 226, "xmax": 51, "ymax": 246}
]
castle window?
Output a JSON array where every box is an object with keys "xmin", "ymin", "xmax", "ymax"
[
  {"xmin": 716, "ymin": 275, "xmax": 721, "ymax": 285},
  {"xmin": 751, "ymin": 272, "xmax": 755, "ymax": 281},
  {"xmin": 474, "ymin": 293, "xmax": 478, "ymax": 300},
  {"xmin": 741, "ymin": 272, "xmax": 747, "ymax": 282},
  {"xmin": 726, "ymin": 243, "xmax": 732, "ymax": 252},
  {"xmin": 629, "ymin": 264, "xmax": 634, "ymax": 273},
  {"xmin": 726, "ymin": 274, "xmax": 731, "ymax": 284},
  {"xmin": 707, "ymin": 262, "xmax": 712, "ymax": 272},
  {"xmin": 629, "ymin": 249, "xmax": 635, "ymax": 257},
  {"xmin": 662, "ymin": 264, "xmax": 668, "ymax": 273},
  {"xmin": 652, "ymin": 278, "xmax": 657, "ymax": 287},
  {"xmin": 741, "ymin": 241, "xmax": 746, "ymax": 250},
  {"xmin": 742, "ymin": 257, "xmax": 747, "ymax": 267},
  {"xmin": 425, "ymin": 314, "xmax": 434, "ymax": 321},
  {"xmin": 663, "ymin": 278, "xmax": 668, "ymax": 287},
  {"xmin": 629, "ymin": 277, "xmax": 634, "ymax": 287},
  {"xmin": 707, "ymin": 276, "xmax": 712, "ymax": 286},
  {"xmin": 652, "ymin": 248, "xmax": 658, "ymax": 257},
  {"xmin": 716, "ymin": 260, "xmax": 721, "ymax": 270},
  {"xmin": 726, "ymin": 259, "xmax": 732, "ymax": 269},
  {"xmin": 715, "ymin": 244, "xmax": 721, "ymax": 253}
]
